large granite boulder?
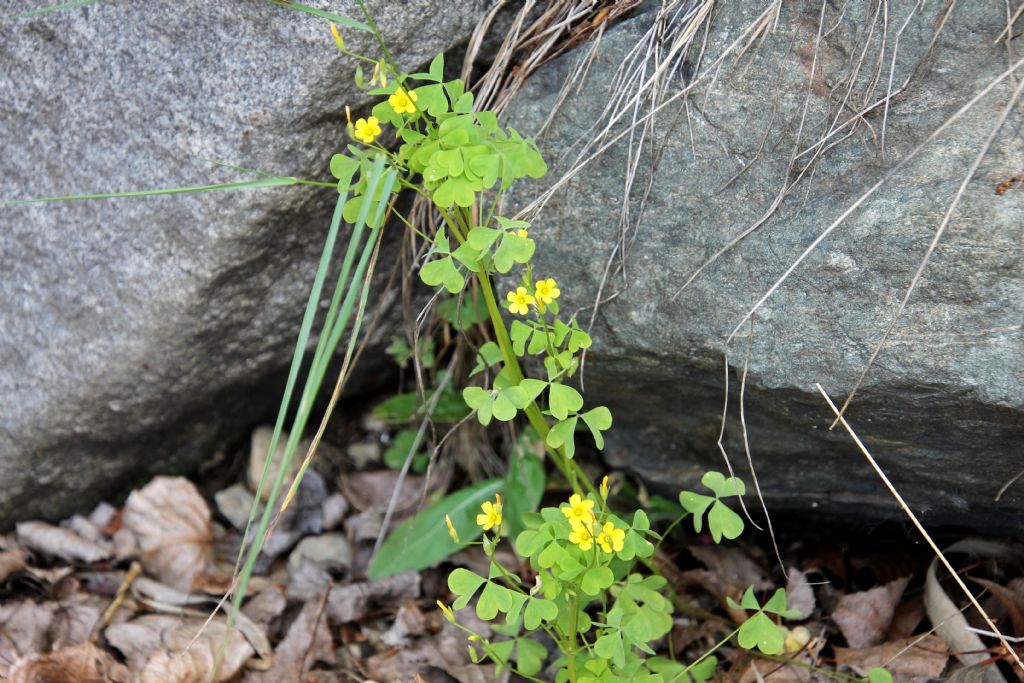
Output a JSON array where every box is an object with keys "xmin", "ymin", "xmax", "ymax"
[
  {"xmin": 506, "ymin": 2, "xmax": 1023, "ymax": 530},
  {"xmin": 0, "ymin": 0, "xmax": 489, "ymax": 524}
]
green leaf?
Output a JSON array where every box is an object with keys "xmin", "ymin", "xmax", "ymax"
[
  {"xmin": 869, "ymin": 668, "xmax": 894, "ymax": 683},
  {"xmin": 467, "ymin": 226, "xmax": 501, "ymax": 251},
  {"xmin": 509, "ymin": 320, "xmax": 533, "ymax": 356},
  {"xmin": 737, "ymin": 611, "xmax": 785, "ymax": 655},
  {"xmin": 493, "ymin": 233, "xmax": 536, "ymax": 273},
  {"xmin": 548, "ymin": 384, "xmax": 584, "ymax": 420},
  {"xmin": 420, "ymin": 255, "xmax": 464, "ymax": 294},
  {"xmin": 429, "ymin": 53, "xmax": 445, "ymax": 81},
  {"xmin": 678, "ymin": 491, "xmax": 714, "ymax": 532},
  {"xmin": 478, "ymin": 579, "xmax": 514, "ymax": 620},
  {"xmin": 471, "ymin": 341, "xmax": 503, "ymax": 376},
  {"xmin": 491, "ymin": 391, "xmax": 518, "ymax": 422},
  {"xmin": 434, "ymin": 176, "xmax": 475, "ymax": 209},
  {"xmin": 329, "ymin": 154, "xmax": 359, "ymax": 189},
  {"xmin": 504, "ymin": 443, "xmax": 545, "ymax": 539},
  {"xmin": 707, "ymin": 500, "xmax": 744, "ymax": 543},
  {"xmin": 438, "ymin": 292, "xmax": 488, "ymax": 332},
  {"xmin": 594, "ymin": 630, "xmax": 626, "ymax": 669},
  {"xmin": 383, "ymin": 429, "xmax": 429, "ymax": 473},
  {"xmin": 523, "ymin": 596, "xmax": 558, "ymax": 630},
  {"xmin": 581, "ymin": 566, "xmax": 614, "ymax": 596},
  {"xmin": 448, "ymin": 568, "xmax": 487, "ymax": 609},
  {"xmin": 516, "ymin": 637, "xmax": 547, "ymax": 676},
  {"xmin": 580, "ymin": 406, "xmax": 612, "ymax": 449},
  {"xmin": 702, "ymin": 471, "xmax": 746, "ymax": 498},
  {"xmin": 451, "ymin": 243, "xmax": 481, "ymax": 270},
  {"xmin": 546, "ymin": 417, "xmax": 578, "ymax": 459},
  {"xmin": 369, "ymin": 478, "xmax": 503, "ymax": 579}
]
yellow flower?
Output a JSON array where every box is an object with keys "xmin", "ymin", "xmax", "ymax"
[
  {"xmin": 596, "ymin": 521, "xmax": 625, "ymax": 554},
  {"xmin": 534, "ymin": 278, "xmax": 560, "ymax": 306},
  {"xmin": 506, "ymin": 287, "xmax": 535, "ymax": 316},
  {"xmin": 516, "ymin": 228, "xmax": 529, "ymax": 238},
  {"xmin": 600, "ymin": 475, "xmax": 609, "ymax": 501},
  {"xmin": 476, "ymin": 494, "xmax": 502, "ymax": 531},
  {"xmin": 388, "ymin": 87, "xmax": 419, "ymax": 115},
  {"xmin": 437, "ymin": 600, "xmax": 455, "ymax": 623},
  {"xmin": 561, "ymin": 494, "xmax": 595, "ymax": 528},
  {"xmin": 568, "ymin": 521, "xmax": 595, "ymax": 551},
  {"xmin": 354, "ymin": 116, "xmax": 382, "ymax": 144}
]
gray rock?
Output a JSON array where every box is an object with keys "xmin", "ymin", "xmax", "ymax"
[
  {"xmin": 287, "ymin": 532, "xmax": 352, "ymax": 575},
  {"xmin": 505, "ymin": 2, "xmax": 1023, "ymax": 529},
  {"xmin": 0, "ymin": 0, "xmax": 489, "ymax": 524}
]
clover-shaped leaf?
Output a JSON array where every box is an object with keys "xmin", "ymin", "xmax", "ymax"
[
  {"xmin": 579, "ymin": 406, "xmax": 612, "ymax": 449},
  {"xmin": 477, "ymin": 580, "xmax": 514, "ymax": 620},
  {"xmin": 679, "ymin": 471, "xmax": 747, "ymax": 543},
  {"xmin": 463, "ymin": 386, "xmax": 494, "ymax": 425},
  {"xmin": 581, "ymin": 566, "xmax": 614, "ymax": 596},
  {"xmin": 467, "ymin": 226, "xmax": 501, "ymax": 251},
  {"xmin": 449, "ymin": 568, "xmax": 486, "ymax": 610},
  {"xmin": 594, "ymin": 630, "xmax": 626, "ymax": 670},
  {"xmin": 737, "ymin": 611, "xmax": 784, "ymax": 654},
  {"xmin": 545, "ymin": 417, "xmax": 578, "ymax": 459},
  {"xmin": 493, "ymin": 232, "xmax": 535, "ymax": 273},
  {"xmin": 548, "ymin": 384, "xmax": 583, "ymax": 420},
  {"xmin": 471, "ymin": 342, "xmax": 502, "ymax": 376},
  {"xmin": 420, "ymin": 255, "xmax": 464, "ymax": 294},
  {"xmin": 727, "ymin": 587, "xmax": 797, "ymax": 655},
  {"xmin": 524, "ymin": 596, "xmax": 558, "ymax": 630},
  {"xmin": 510, "ymin": 320, "xmax": 533, "ymax": 356},
  {"xmin": 702, "ymin": 471, "xmax": 746, "ymax": 498},
  {"xmin": 515, "ymin": 637, "xmax": 547, "ymax": 677}
]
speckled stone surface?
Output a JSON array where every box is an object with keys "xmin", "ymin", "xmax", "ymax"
[
  {"xmin": 0, "ymin": 0, "xmax": 488, "ymax": 524},
  {"xmin": 505, "ymin": 1, "xmax": 1024, "ymax": 530}
]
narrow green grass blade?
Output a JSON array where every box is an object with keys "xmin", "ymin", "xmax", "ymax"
[
  {"xmin": 227, "ymin": 159, "xmax": 395, "ymax": 655},
  {"xmin": 267, "ymin": 0, "xmax": 372, "ymax": 33},
  {"xmin": 2, "ymin": 0, "xmax": 99, "ymax": 22},
  {"xmin": 0, "ymin": 177, "xmax": 297, "ymax": 206},
  {"xmin": 238, "ymin": 192, "xmax": 349, "ymax": 552}
]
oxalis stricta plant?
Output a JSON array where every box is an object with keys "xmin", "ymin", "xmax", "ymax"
[{"xmin": 324, "ymin": 25, "xmax": 813, "ymax": 683}]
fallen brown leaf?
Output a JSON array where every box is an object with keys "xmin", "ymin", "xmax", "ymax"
[
  {"xmin": 243, "ymin": 597, "xmax": 334, "ymax": 682},
  {"xmin": 833, "ymin": 576, "xmax": 910, "ymax": 648},
  {"xmin": 16, "ymin": 521, "xmax": 113, "ymax": 564},
  {"xmin": 8, "ymin": 641, "xmax": 130, "ymax": 683},
  {"xmin": 0, "ymin": 600, "xmax": 57, "ymax": 675},
  {"xmin": 327, "ymin": 571, "xmax": 421, "ymax": 624},
  {"xmin": 122, "ymin": 477, "xmax": 212, "ymax": 591},
  {"xmin": 106, "ymin": 614, "xmax": 254, "ymax": 682},
  {"xmin": 49, "ymin": 594, "xmax": 106, "ymax": 647},
  {"xmin": 834, "ymin": 634, "xmax": 949, "ymax": 682}
]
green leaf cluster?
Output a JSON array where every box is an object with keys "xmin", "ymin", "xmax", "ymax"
[
  {"xmin": 727, "ymin": 587, "xmax": 802, "ymax": 655},
  {"xmin": 678, "ymin": 471, "xmax": 747, "ymax": 543}
]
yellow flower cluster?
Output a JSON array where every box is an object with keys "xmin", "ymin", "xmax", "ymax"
[
  {"xmin": 562, "ymin": 494, "xmax": 624, "ymax": 554},
  {"xmin": 506, "ymin": 277, "xmax": 561, "ymax": 316},
  {"xmin": 476, "ymin": 494, "xmax": 503, "ymax": 531}
]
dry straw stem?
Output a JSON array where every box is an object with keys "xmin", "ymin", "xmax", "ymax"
[{"xmin": 816, "ymin": 383, "xmax": 1024, "ymax": 676}]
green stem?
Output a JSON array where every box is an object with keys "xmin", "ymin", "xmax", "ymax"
[
  {"xmin": 667, "ymin": 627, "xmax": 740, "ymax": 683},
  {"xmin": 566, "ymin": 591, "xmax": 580, "ymax": 683}
]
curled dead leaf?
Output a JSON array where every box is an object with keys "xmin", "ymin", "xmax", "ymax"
[
  {"xmin": 122, "ymin": 477, "xmax": 212, "ymax": 591},
  {"xmin": 242, "ymin": 597, "xmax": 334, "ymax": 682},
  {"xmin": 106, "ymin": 614, "xmax": 254, "ymax": 682},
  {"xmin": 16, "ymin": 521, "xmax": 112, "ymax": 564},
  {"xmin": 833, "ymin": 576, "xmax": 910, "ymax": 649},
  {"xmin": 834, "ymin": 634, "xmax": 949, "ymax": 682},
  {"xmin": 9, "ymin": 641, "xmax": 130, "ymax": 683}
]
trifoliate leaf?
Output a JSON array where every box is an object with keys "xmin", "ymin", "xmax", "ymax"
[
  {"xmin": 420, "ymin": 255, "xmax": 464, "ymax": 293},
  {"xmin": 737, "ymin": 611, "xmax": 785, "ymax": 654},
  {"xmin": 449, "ymin": 568, "xmax": 487, "ymax": 609}
]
